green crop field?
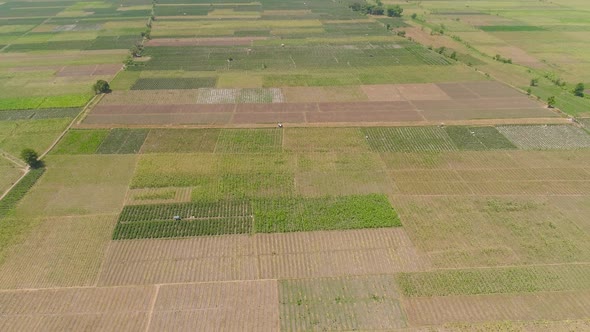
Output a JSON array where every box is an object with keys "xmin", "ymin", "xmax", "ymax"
[{"xmin": 1, "ymin": 0, "xmax": 590, "ymax": 330}]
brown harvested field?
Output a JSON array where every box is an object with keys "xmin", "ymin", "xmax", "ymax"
[
  {"xmin": 84, "ymin": 112, "xmax": 234, "ymax": 125},
  {"xmin": 97, "ymin": 235, "xmax": 257, "ymax": 286},
  {"xmin": 436, "ymin": 82, "xmax": 481, "ymax": 99},
  {"xmin": 420, "ymin": 107, "xmax": 557, "ymax": 121},
  {"xmin": 146, "ymin": 37, "xmax": 268, "ymax": 46},
  {"xmin": 82, "ymin": 81, "xmax": 558, "ymax": 126},
  {"xmin": 98, "ymin": 228, "xmax": 431, "ymax": 286},
  {"xmin": 306, "ymin": 110, "xmax": 424, "ymax": 123},
  {"xmin": 0, "ymin": 286, "xmax": 154, "ymax": 331},
  {"xmin": 0, "ymin": 215, "xmax": 117, "ymax": 289},
  {"xmin": 235, "ymin": 102, "xmax": 318, "ymax": 113},
  {"xmin": 317, "ymin": 101, "xmax": 414, "ymax": 112},
  {"xmin": 360, "ymin": 84, "xmax": 405, "ymax": 101},
  {"xmin": 150, "ymin": 280, "xmax": 279, "ymax": 331},
  {"xmin": 231, "ymin": 112, "xmax": 306, "ymax": 124},
  {"xmin": 282, "ymin": 86, "xmax": 368, "ymax": 103},
  {"xmin": 257, "ymin": 228, "xmax": 431, "ymax": 279},
  {"xmin": 91, "ymin": 104, "xmax": 236, "ymax": 115},
  {"xmin": 396, "ymin": 83, "xmax": 452, "ymax": 100},
  {"xmin": 403, "ymin": 291, "xmax": 590, "ymax": 326}
]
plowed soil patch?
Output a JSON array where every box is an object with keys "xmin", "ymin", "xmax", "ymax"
[{"xmin": 150, "ymin": 281, "xmax": 279, "ymax": 331}]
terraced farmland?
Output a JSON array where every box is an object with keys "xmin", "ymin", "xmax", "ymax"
[{"xmin": 2, "ymin": 0, "xmax": 590, "ymax": 330}]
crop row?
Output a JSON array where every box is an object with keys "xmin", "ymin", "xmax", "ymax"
[
  {"xmin": 396, "ymin": 264, "xmax": 590, "ymax": 297},
  {"xmin": 113, "ymin": 216, "xmax": 252, "ymax": 240},
  {"xmin": 0, "ymin": 168, "xmax": 45, "ymax": 219},
  {"xmin": 119, "ymin": 200, "xmax": 252, "ymax": 223}
]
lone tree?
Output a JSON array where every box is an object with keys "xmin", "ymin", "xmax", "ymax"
[
  {"xmin": 93, "ymin": 80, "xmax": 110, "ymax": 94},
  {"xmin": 21, "ymin": 148, "xmax": 40, "ymax": 168},
  {"xmin": 574, "ymin": 83, "xmax": 585, "ymax": 97},
  {"xmin": 547, "ymin": 96, "xmax": 556, "ymax": 108}
]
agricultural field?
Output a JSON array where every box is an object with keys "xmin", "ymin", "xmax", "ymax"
[{"xmin": 2, "ymin": 0, "xmax": 590, "ymax": 331}]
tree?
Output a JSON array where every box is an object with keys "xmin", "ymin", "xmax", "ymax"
[
  {"xmin": 547, "ymin": 96, "xmax": 556, "ymax": 108},
  {"xmin": 574, "ymin": 83, "xmax": 585, "ymax": 97},
  {"xmin": 387, "ymin": 5, "xmax": 403, "ymax": 17},
  {"xmin": 530, "ymin": 78, "xmax": 538, "ymax": 86},
  {"xmin": 21, "ymin": 148, "xmax": 40, "ymax": 168},
  {"xmin": 411, "ymin": 13, "xmax": 417, "ymax": 19},
  {"xmin": 93, "ymin": 80, "xmax": 110, "ymax": 94}
]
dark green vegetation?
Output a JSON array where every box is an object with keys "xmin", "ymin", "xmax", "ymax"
[
  {"xmin": 113, "ymin": 193, "xmax": 400, "ymax": 239},
  {"xmin": 114, "ymin": 200, "xmax": 252, "ymax": 239},
  {"xmin": 445, "ymin": 126, "xmax": 516, "ymax": 150},
  {"xmin": 93, "ymin": 80, "xmax": 111, "ymax": 94},
  {"xmin": 254, "ymin": 194, "xmax": 401, "ymax": 233}
]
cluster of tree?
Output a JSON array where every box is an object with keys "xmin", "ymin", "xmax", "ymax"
[
  {"xmin": 349, "ymin": 1, "xmax": 403, "ymax": 17},
  {"xmin": 493, "ymin": 54, "xmax": 512, "ymax": 64},
  {"xmin": 93, "ymin": 80, "xmax": 110, "ymax": 94}
]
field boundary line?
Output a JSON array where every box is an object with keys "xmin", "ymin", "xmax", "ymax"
[
  {"xmin": 73, "ymin": 117, "xmax": 571, "ymax": 130},
  {"xmin": 0, "ymin": 149, "xmax": 26, "ymax": 168},
  {"xmin": 144, "ymin": 285, "xmax": 160, "ymax": 332}
]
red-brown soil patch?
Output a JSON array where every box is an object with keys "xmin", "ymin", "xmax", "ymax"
[
  {"xmin": 231, "ymin": 112, "xmax": 305, "ymax": 124},
  {"xmin": 307, "ymin": 110, "xmax": 423, "ymax": 123},
  {"xmin": 235, "ymin": 102, "xmax": 318, "ymax": 113},
  {"xmin": 318, "ymin": 101, "xmax": 414, "ymax": 112}
]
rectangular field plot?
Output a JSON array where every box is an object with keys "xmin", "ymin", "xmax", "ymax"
[
  {"xmin": 214, "ymin": 128, "xmax": 282, "ymax": 153},
  {"xmin": 396, "ymin": 264, "xmax": 590, "ymax": 297},
  {"xmin": 445, "ymin": 126, "xmax": 516, "ymax": 150},
  {"xmin": 130, "ymin": 153, "xmax": 294, "ymax": 188},
  {"xmin": 0, "ymin": 286, "xmax": 153, "ymax": 331},
  {"xmin": 283, "ymin": 127, "xmax": 369, "ymax": 152},
  {"xmin": 392, "ymin": 195, "xmax": 590, "ymax": 268},
  {"xmin": 280, "ymin": 276, "xmax": 407, "ymax": 331},
  {"xmin": 253, "ymin": 194, "xmax": 400, "ymax": 233},
  {"xmin": 404, "ymin": 291, "xmax": 590, "ymax": 326},
  {"xmin": 150, "ymin": 281, "xmax": 279, "ymax": 332},
  {"xmin": 363, "ymin": 127, "xmax": 457, "ymax": 152},
  {"xmin": 497, "ymin": 125, "xmax": 590, "ymax": 150},
  {"xmin": 96, "ymin": 128, "xmax": 149, "ymax": 154},
  {"xmin": 131, "ymin": 77, "xmax": 217, "ymax": 90},
  {"xmin": 0, "ymin": 215, "xmax": 116, "ymax": 289},
  {"xmin": 98, "ymin": 235, "xmax": 257, "ymax": 286},
  {"xmin": 258, "ymin": 228, "xmax": 431, "ymax": 279},
  {"xmin": 14, "ymin": 155, "xmax": 137, "ymax": 218},
  {"xmin": 140, "ymin": 129, "xmax": 219, "ymax": 153},
  {"xmin": 113, "ymin": 200, "xmax": 253, "ymax": 239},
  {"xmin": 50, "ymin": 129, "xmax": 109, "ymax": 154}
]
